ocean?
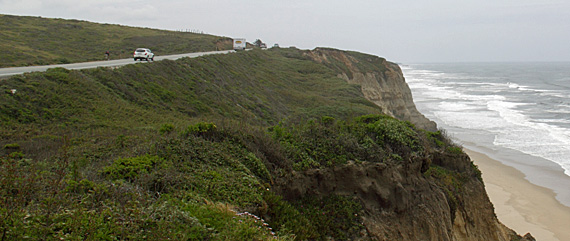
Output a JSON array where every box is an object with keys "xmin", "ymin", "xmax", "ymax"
[{"xmin": 401, "ymin": 62, "xmax": 570, "ymax": 207}]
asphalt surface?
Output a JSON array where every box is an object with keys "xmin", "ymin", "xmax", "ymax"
[{"xmin": 0, "ymin": 50, "xmax": 235, "ymax": 78}]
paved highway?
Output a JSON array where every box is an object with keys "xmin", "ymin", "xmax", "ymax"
[{"xmin": 0, "ymin": 50, "xmax": 235, "ymax": 78}]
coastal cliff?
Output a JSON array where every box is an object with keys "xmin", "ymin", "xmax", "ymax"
[
  {"xmin": 268, "ymin": 48, "xmax": 534, "ymax": 240},
  {"xmin": 307, "ymin": 48, "xmax": 437, "ymax": 131},
  {"xmin": 1, "ymin": 38, "xmax": 534, "ymax": 239},
  {"xmin": 275, "ymin": 154, "xmax": 531, "ymax": 240}
]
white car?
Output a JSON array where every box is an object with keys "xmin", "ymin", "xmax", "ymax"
[{"xmin": 133, "ymin": 48, "xmax": 154, "ymax": 61}]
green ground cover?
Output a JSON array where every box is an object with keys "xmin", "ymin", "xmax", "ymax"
[
  {"xmin": 0, "ymin": 38, "xmax": 471, "ymax": 239},
  {"xmin": 0, "ymin": 14, "xmax": 232, "ymax": 67}
]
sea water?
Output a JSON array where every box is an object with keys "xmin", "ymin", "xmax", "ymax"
[{"xmin": 402, "ymin": 62, "xmax": 570, "ymax": 207}]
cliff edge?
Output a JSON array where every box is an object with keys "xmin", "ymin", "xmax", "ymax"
[
  {"xmin": 306, "ymin": 48, "xmax": 438, "ymax": 131},
  {"xmin": 265, "ymin": 48, "xmax": 535, "ymax": 240}
]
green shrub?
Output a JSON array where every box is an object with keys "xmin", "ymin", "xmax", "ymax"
[
  {"xmin": 423, "ymin": 130, "xmax": 446, "ymax": 148},
  {"xmin": 424, "ymin": 165, "xmax": 463, "ymax": 190},
  {"xmin": 8, "ymin": 151, "xmax": 25, "ymax": 159},
  {"xmin": 190, "ymin": 122, "xmax": 217, "ymax": 133},
  {"xmin": 446, "ymin": 146, "xmax": 463, "ymax": 155},
  {"xmin": 389, "ymin": 153, "xmax": 403, "ymax": 162},
  {"xmin": 263, "ymin": 192, "xmax": 318, "ymax": 240},
  {"xmin": 65, "ymin": 179, "xmax": 94, "ymax": 192},
  {"xmin": 150, "ymin": 135, "xmax": 270, "ymax": 206},
  {"xmin": 159, "ymin": 123, "xmax": 174, "ymax": 135},
  {"xmin": 241, "ymin": 152, "xmax": 272, "ymax": 182},
  {"xmin": 269, "ymin": 122, "xmax": 291, "ymax": 140},
  {"xmin": 192, "ymin": 168, "xmax": 265, "ymax": 207},
  {"xmin": 364, "ymin": 116, "xmax": 422, "ymax": 154},
  {"xmin": 183, "ymin": 122, "xmax": 218, "ymax": 139},
  {"xmin": 291, "ymin": 152, "xmax": 321, "ymax": 171},
  {"xmin": 270, "ymin": 114, "xmax": 427, "ymax": 171},
  {"xmin": 44, "ymin": 67, "xmax": 71, "ymax": 83},
  {"xmin": 3, "ymin": 143, "xmax": 21, "ymax": 150},
  {"xmin": 271, "ymin": 115, "xmax": 426, "ymax": 170},
  {"xmin": 295, "ymin": 195, "xmax": 364, "ymax": 240},
  {"xmin": 354, "ymin": 113, "xmax": 392, "ymax": 124},
  {"xmin": 321, "ymin": 116, "xmax": 335, "ymax": 125},
  {"xmin": 172, "ymin": 197, "xmax": 283, "ymax": 240},
  {"xmin": 103, "ymin": 154, "xmax": 166, "ymax": 181}
]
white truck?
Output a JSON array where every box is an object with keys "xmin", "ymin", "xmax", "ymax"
[{"xmin": 233, "ymin": 38, "xmax": 246, "ymax": 51}]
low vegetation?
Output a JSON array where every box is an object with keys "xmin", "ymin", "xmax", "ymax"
[
  {"xmin": 0, "ymin": 14, "xmax": 232, "ymax": 67},
  {"xmin": 1, "ymin": 41, "xmax": 476, "ymax": 239}
]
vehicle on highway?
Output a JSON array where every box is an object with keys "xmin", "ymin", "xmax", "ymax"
[
  {"xmin": 233, "ymin": 38, "xmax": 246, "ymax": 51},
  {"xmin": 133, "ymin": 48, "xmax": 154, "ymax": 61}
]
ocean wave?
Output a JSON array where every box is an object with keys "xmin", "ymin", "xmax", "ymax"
[{"xmin": 403, "ymin": 64, "xmax": 570, "ymax": 177}]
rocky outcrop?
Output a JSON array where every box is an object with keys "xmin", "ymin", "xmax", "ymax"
[{"xmin": 306, "ymin": 48, "xmax": 437, "ymax": 131}]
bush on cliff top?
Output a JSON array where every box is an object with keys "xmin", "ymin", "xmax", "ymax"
[
  {"xmin": 1, "ymin": 114, "xmax": 438, "ymax": 240},
  {"xmin": 270, "ymin": 114, "xmax": 425, "ymax": 171}
]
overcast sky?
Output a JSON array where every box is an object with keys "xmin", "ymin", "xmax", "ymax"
[{"xmin": 2, "ymin": 0, "xmax": 570, "ymax": 63}]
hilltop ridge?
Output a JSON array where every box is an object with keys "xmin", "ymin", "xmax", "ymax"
[{"xmin": 0, "ymin": 14, "xmax": 232, "ymax": 67}]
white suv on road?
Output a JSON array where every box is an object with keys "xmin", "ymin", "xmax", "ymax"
[{"xmin": 133, "ymin": 48, "xmax": 154, "ymax": 61}]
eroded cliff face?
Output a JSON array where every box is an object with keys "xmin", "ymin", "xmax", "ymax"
[
  {"xmin": 276, "ymin": 151, "xmax": 532, "ymax": 240},
  {"xmin": 306, "ymin": 48, "xmax": 437, "ymax": 131},
  {"xmin": 273, "ymin": 48, "xmax": 535, "ymax": 240}
]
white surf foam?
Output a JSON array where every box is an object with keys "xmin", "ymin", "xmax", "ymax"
[
  {"xmin": 404, "ymin": 65, "xmax": 570, "ymax": 177},
  {"xmin": 488, "ymin": 100, "xmax": 570, "ymax": 176}
]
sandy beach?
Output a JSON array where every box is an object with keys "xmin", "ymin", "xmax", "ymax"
[{"xmin": 465, "ymin": 149, "xmax": 570, "ymax": 241}]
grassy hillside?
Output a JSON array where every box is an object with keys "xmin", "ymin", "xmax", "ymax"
[
  {"xmin": 0, "ymin": 14, "xmax": 233, "ymax": 67},
  {"xmin": 0, "ymin": 48, "xmax": 470, "ymax": 240},
  {"xmin": 1, "ymin": 48, "xmax": 380, "ymax": 138}
]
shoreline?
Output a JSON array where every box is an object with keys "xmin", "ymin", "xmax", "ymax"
[{"xmin": 464, "ymin": 148, "xmax": 570, "ymax": 241}]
